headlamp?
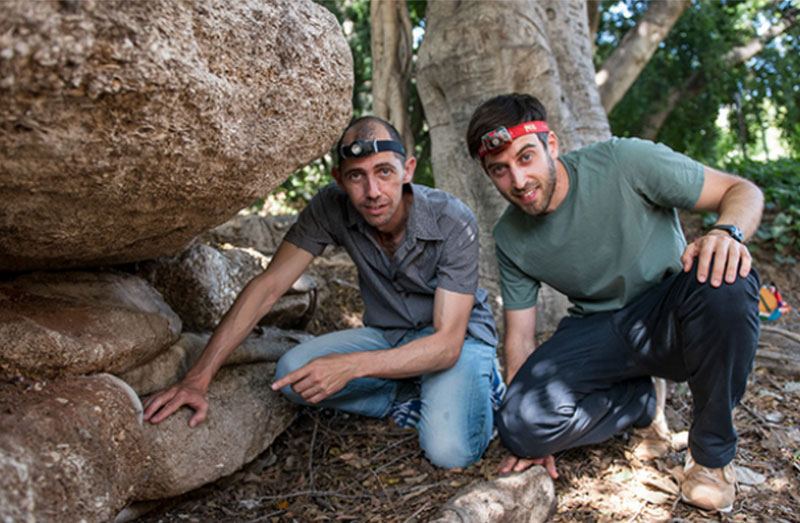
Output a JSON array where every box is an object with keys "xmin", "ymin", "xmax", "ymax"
[
  {"xmin": 477, "ymin": 120, "xmax": 549, "ymax": 158},
  {"xmin": 339, "ymin": 139, "xmax": 405, "ymax": 160}
]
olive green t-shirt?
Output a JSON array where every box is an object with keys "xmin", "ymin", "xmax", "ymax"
[{"xmin": 494, "ymin": 137, "xmax": 705, "ymax": 316}]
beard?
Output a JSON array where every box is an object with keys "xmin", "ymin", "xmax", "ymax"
[{"xmin": 508, "ymin": 155, "xmax": 557, "ymax": 216}]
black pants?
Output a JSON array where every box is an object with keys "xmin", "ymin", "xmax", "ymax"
[{"xmin": 497, "ymin": 266, "xmax": 760, "ymax": 469}]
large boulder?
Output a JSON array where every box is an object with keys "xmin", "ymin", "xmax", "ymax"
[
  {"xmin": 0, "ymin": 373, "xmax": 149, "ymax": 523},
  {"xmin": 136, "ymin": 362, "xmax": 298, "ymax": 500},
  {"xmin": 118, "ymin": 329, "xmax": 312, "ymax": 396},
  {"xmin": 0, "ymin": 0, "xmax": 353, "ymax": 272},
  {"xmin": 136, "ymin": 242, "xmax": 319, "ymax": 332},
  {"xmin": 0, "ymin": 271, "xmax": 181, "ymax": 379}
]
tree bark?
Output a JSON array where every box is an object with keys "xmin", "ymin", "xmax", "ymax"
[
  {"xmin": 370, "ymin": 0, "xmax": 415, "ymax": 155},
  {"xmin": 640, "ymin": 9, "xmax": 797, "ymax": 140},
  {"xmin": 596, "ymin": 0, "xmax": 691, "ymax": 114},
  {"xmin": 586, "ymin": 0, "xmax": 601, "ymax": 42},
  {"xmin": 417, "ymin": 0, "xmax": 610, "ymax": 295}
]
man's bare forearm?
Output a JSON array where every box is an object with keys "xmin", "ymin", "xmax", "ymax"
[
  {"xmin": 714, "ymin": 179, "xmax": 763, "ymax": 241},
  {"xmin": 182, "ymin": 242, "xmax": 315, "ymax": 390},
  {"xmin": 503, "ymin": 306, "xmax": 538, "ymax": 382},
  {"xmin": 183, "ymin": 275, "xmax": 281, "ymax": 390}
]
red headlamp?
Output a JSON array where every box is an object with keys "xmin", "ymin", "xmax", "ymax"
[{"xmin": 477, "ymin": 120, "xmax": 550, "ymax": 159}]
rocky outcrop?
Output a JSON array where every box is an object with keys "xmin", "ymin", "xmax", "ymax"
[
  {"xmin": 0, "ymin": 362, "xmax": 299, "ymax": 521},
  {"xmin": 0, "ymin": 271, "xmax": 181, "ymax": 379},
  {"xmin": 0, "ymin": 0, "xmax": 353, "ymax": 272},
  {"xmin": 0, "ymin": 373, "xmax": 150, "ymax": 523},
  {"xmin": 137, "ymin": 243, "xmax": 319, "ymax": 332},
  {"xmin": 119, "ymin": 329, "xmax": 312, "ymax": 396},
  {"xmin": 431, "ymin": 466, "xmax": 557, "ymax": 523},
  {"xmin": 201, "ymin": 214, "xmax": 299, "ymax": 256},
  {"xmin": 136, "ymin": 362, "xmax": 298, "ymax": 500}
]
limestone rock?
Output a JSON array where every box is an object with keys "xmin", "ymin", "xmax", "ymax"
[
  {"xmin": 137, "ymin": 243, "xmax": 318, "ymax": 332},
  {"xmin": 431, "ymin": 466, "xmax": 557, "ymax": 523},
  {"xmin": 136, "ymin": 362, "xmax": 298, "ymax": 499},
  {"xmin": 0, "ymin": 271, "xmax": 181, "ymax": 379},
  {"xmin": 0, "ymin": 0, "xmax": 353, "ymax": 272},
  {"xmin": 0, "ymin": 373, "xmax": 149, "ymax": 523},
  {"xmin": 200, "ymin": 214, "xmax": 299, "ymax": 256},
  {"xmin": 119, "ymin": 328, "xmax": 313, "ymax": 396}
]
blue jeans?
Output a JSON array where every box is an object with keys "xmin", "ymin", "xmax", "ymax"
[{"xmin": 274, "ymin": 326, "xmax": 497, "ymax": 469}]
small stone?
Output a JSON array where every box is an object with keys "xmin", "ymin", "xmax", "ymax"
[
  {"xmin": 734, "ymin": 465, "xmax": 767, "ymax": 486},
  {"xmin": 765, "ymin": 411, "xmax": 785, "ymax": 423},
  {"xmin": 784, "ymin": 381, "xmax": 800, "ymax": 394}
]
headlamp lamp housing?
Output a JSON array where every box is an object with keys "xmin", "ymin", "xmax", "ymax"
[
  {"xmin": 478, "ymin": 120, "xmax": 550, "ymax": 159},
  {"xmin": 339, "ymin": 139, "xmax": 406, "ymax": 161}
]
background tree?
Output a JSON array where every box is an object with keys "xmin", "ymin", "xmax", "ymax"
[
  {"xmin": 595, "ymin": 0, "xmax": 691, "ymax": 113},
  {"xmin": 286, "ymin": 0, "xmax": 800, "ymax": 265},
  {"xmin": 601, "ymin": 0, "xmax": 799, "ymax": 160},
  {"xmin": 370, "ymin": 0, "xmax": 415, "ymax": 155},
  {"xmin": 417, "ymin": 0, "xmax": 610, "ymax": 292}
]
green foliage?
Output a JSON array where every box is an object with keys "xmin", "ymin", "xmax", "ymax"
[
  {"xmin": 600, "ymin": 0, "xmax": 800, "ymax": 164},
  {"xmin": 730, "ymin": 157, "xmax": 800, "ymax": 262}
]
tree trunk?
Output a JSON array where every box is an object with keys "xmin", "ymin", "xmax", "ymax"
[
  {"xmin": 586, "ymin": 0, "xmax": 601, "ymax": 42},
  {"xmin": 370, "ymin": 0, "xmax": 414, "ymax": 155},
  {"xmin": 417, "ymin": 0, "xmax": 610, "ymax": 296},
  {"xmin": 640, "ymin": 9, "xmax": 797, "ymax": 140},
  {"xmin": 596, "ymin": 0, "xmax": 690, "ymax": 114}
]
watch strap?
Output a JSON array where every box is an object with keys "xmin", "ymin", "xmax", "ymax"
[{"xmin": 709, "ymin": 224, "xmax": 743, "ymax": 243}]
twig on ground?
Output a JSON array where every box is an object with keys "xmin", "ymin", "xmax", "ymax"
[
  {"xmin": 369, "ymin": 450, "xmax": 423, "ymax": 476},
  {"xmin": 761, "ymin": 325, "xmax": 800, "ymax": 344},
  {"xmin": 245, "ymin": 510, "xmax": 287, "ymax": 522},
  {"xmin": 370, "ymin": 433, "xmax": 419, "ymax": 462},
  {"xmin": 368, "ymin": 466, "xmax": 398, "ymax": 514},
  {"xmin": 402, "ymin": 501, "xmax": 431, "ymax": 522},
  {"xmin": 309, "ymin": 414, "xmax": 319, "ymax": 490},
  {"xmin": 257, "ymin": 490, "xmax": 377, "ymax": 501},
  {"xmin": 624, "ymin": 501, "xmax": 646, "ymax": 522},
  {"xmin": 739, "ymin": 400, "xmax": 768, "ymax": 425},
  {"xmin": 765, "ymin": 375, "xmax": 786, "ymax": 394}
]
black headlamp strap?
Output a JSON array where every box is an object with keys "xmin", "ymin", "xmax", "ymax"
[{"xmin": 340, "ymin": 139, "xmax": 406, "ymax": 159}]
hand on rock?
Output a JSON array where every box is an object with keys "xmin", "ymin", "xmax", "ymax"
[
  {"xmin": 498, "ymin": 453, "xmax": 559, "ymax": 479},
  {"xmin": 142, "ymin": 380, "xmax": 209, "ymax": 427}
]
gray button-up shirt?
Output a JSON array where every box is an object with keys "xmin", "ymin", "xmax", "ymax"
[{"xmin": 283, "ymin": 182, "xmax": 497, "ymax": 348}]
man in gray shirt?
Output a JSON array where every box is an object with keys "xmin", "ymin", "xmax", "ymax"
[{"xmin": 143, "ymin": 116, "xmax": 500, "ymax": 469}]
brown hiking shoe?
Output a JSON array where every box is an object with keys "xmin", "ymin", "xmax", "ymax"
[
  {"xmin": 630, "ymin": 377, "xmax": 671, "ymax": 461},
  {"xmin": 680, "ymin": 451, "xmax": 736, "ymax": 513}
]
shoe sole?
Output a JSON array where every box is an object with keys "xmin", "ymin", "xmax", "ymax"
[{"xmin": 680, "ymin": 492, "xmax": 733, "ymax": 513}]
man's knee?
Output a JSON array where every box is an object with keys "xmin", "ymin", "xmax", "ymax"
[
  {"xmin": 418, "ymin": 427, "xmax": 487, "ymax": 469},
  {"xmin": 496, "ymin": 402, "xmax": 568, "ymax": 459},
  {"xmin": 685, "ymin": 266, "xmax": 759, "ymax": 319}
]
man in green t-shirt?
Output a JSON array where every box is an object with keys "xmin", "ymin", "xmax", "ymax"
[{"xmin": 466, "ymin": 93, "xmax": 763, "ymax": 513}]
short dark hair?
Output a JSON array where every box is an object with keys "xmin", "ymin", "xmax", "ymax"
[
  {"xmin": 466, "ymin": 94, "xmax": 549, "ymax": 160},
  {"xmin": 335, "ymin": 115, "xmax": 406, "ymax": 165}
]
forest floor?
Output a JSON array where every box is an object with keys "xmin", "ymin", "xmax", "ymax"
[{"xmin": 133, "ymin": 215, "xmax": 800, "ymax": 523}]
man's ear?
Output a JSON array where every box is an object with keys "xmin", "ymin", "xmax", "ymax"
[
  {"xmin": 331, "ymin": 166, "xmax": 344, "ymax": 189},
  {"xmin": 547, "ymin": 131, "xmax": 560, "ymax": 160},
  {"xmin": 403, "ymin": 156, "xmax": 417, "ymax": 184}
]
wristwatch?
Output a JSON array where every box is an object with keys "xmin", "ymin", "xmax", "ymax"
[{"xmin": 709, "ymin": 224, "xmax": 744, "ymax": 243}]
